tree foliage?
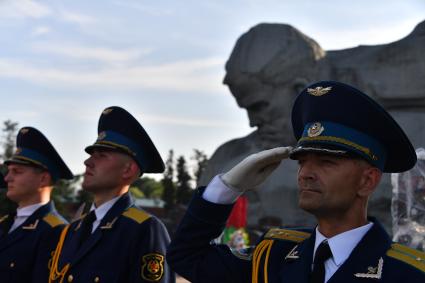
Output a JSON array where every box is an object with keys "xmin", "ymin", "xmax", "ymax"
[
  {"xmin": 0, "ymin": 120, "xmax": 19, "ymax": 215},
  {"xmin": 176, "ymin": 155, "xmax": 192, "ymax": 205},
  {"xmin": 132, "ymin": 177, "xmax": 163, "ymax": 199},
  {"xmin": 192, "ymin": 149, "xmax": 208, "ymax": 186},
  {"xmin": 161, "ymin": 150, "xmax": 176, "ymax": 210}
]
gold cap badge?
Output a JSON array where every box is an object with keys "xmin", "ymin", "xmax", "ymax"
[
  {"xmin": 102, "ymin": 108, "xmax": 113, "ymax": 115},
  {"xmin": 20, "ymin": 128, "xmax": 29, "ymax": 134},
  {"xmin": 97, "ymin": 131, "xmax": 106, "ymax": 141},
  {"xmin": 307, "ymin": 122, "xmax": 324, "ymax": 137},
  {"xmin": 307, "ymin": 86, "xmax": 332, "ymax": 96}
]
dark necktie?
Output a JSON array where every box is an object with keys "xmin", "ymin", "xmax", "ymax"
[
  {"xmin": 78, "ymin": 210, "xmax": 96, "ymax": 248},
  {"xmin": 310, "ymin": 240, "xmax": 332, "ymax": 283}
]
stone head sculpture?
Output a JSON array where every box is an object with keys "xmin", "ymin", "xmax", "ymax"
[{"xmin": 223, "ymin": 23, "xmax": 325, "ymax": 148}]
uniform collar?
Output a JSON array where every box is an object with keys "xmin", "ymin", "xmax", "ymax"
[
  {"xmin": 90, "ymin": 194, "xmax": 122, "ymax": 222},
  {"xmin": 314, "ymin": 222, "xmax": 373, "ymax": 266},
  {"xmin": 16, "ymin": 202, "xmax": 47, "ymax": 217}
]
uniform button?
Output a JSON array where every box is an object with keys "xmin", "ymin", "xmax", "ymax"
[
  {"xmin": 67, "ymin": 274, "xmax": 73, "ymax": 282},
  {"xmin": 9, "ymin": 262, "xmax": 15, "ymax": 268},
  {"xmin": 94, "ymin": 276, "xmax": 100, "ymax": 282}
]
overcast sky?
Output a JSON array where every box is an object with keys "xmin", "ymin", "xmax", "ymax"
[{"xmin": 0, "ymin": 0, "xmax": 424, "ymax": 177}]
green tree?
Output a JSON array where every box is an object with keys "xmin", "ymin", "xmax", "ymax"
[
  {"xmin": 161, "ymin": 150, "xmax": 176, "ymax": 210},
  {"xmin": 132, "ymin": 177, "xmax": 163, "ymax": 199},
  {"xmin": 176, "ymin": 155, "xmax": 193, "ymax": 205},
  {"xmin": 0, "ymin": 120, "xmax": 19, "ymax": 216},
  {"xmin": 192, "ymin": 149, "xmax": 208, "ymax": 185},
  {"xmin": 52, "ymin": 174, "xmax": 83, "ymax": 220},
  {"xmin": 0, "ymin": 120, "xmax": 19, "ymax": 160}
]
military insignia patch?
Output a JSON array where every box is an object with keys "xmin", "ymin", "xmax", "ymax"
[
  {"xmin": 307, "ymin": 86, "xmax": 332, "ymax": 96},
  {"xmin": 284, "ymin": 245, "xmax": 300, "ymax": 261},
  {"xmin": 97, "ymin": 131, "xmax": 106, "ymax": 141},
  {"xmin": 0, "ymin": 215, "xmax": 8, "ymax": 224},
  {"xmin": 307, "ymin": 122, "xmax": 324, "ymax": 137},
  {"xmin": 20, "ymin": 128, "xmax": 29, "ymax": 134},
  {"xmin": 142, "ymin": 253, "xmax": 164, "ymax": 282},
  {"xmin": 354, "ymin": 257, "xmax": 383, "ymax": 279},
  {"xmin": 102, "ymin": 108, "xmax": 113, "ymax": 115}
]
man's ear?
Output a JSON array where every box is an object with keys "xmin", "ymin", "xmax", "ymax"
[
  {"xmin": 122, "ymin": 160, "xmax": 140, "ymax": 180},
  {"xmin": 357, "ymin": 167, "xmax": 382, "ymax": 197},
  {"xmin": 39, "ymin": 171, "xmax": 53, "ymax": 187}
]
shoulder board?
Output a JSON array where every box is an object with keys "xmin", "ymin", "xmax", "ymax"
[
  {"xmin": 386, "ymin": 243, "xmax": 425, "ymax": 272},
  {"xmin": 43, "ymin": 213, "xmax": 65, "ymax": 228},
  {"xmin": 264, "ymin": 228, "xmax": 311, "ymax": 243},
  {"xmin": 122, "ymin": 207, "xmax": 151, "ymax": 224}
]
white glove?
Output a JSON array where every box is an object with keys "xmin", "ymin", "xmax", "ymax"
[{"xmin": 221, "ymin": 146, "xmax": 293, "ymax": 192}]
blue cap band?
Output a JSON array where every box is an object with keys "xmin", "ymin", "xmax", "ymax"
[
  {"xmin": 298, "ymin": 121, "xmax": 387, "ymax": 170},
  {"xmin": 14, "ymin": 147, "xmax": 60, "ymax": 180},
  {"xmin": 92, "ymin": 130, "xmax": 149, "ymax": 171}
]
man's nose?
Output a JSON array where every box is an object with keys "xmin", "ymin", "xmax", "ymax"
[
  {"xmin": 298, "ymin": 160, "xmax": 317, "ymax": 181},
  {"xmin": 84, "ymin": 156, "xmax": 94, "ymax": 168}
]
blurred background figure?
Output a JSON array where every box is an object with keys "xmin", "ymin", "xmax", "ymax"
[{"xmin": 392, "ymin": 148, "xmax": 425, "ymax": 251}]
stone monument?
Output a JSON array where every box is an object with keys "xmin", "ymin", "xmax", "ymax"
[{"xmin": 199, "ymin": 21, "xmax": 425, "ymax": 232}]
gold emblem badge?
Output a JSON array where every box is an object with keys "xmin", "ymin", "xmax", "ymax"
[
  {"xmin": 20, "ymin": 128, "xmax": 29, "ymax": 134},
  {"xmin": 15, "ymin": 148, "xmax": 22, "ymax": 155},
  {"xmin": 0, "ymin": 215, "xmax": 9, "ymax": 224},
  {"xmin": 284, "ymin": 245, "xmax": 300, "ymax": 261},
  {"xmin": 141, "ymin": 253, "xmax": 164, "ymax": 282},
  {"xmin": 307, "ymin": 86, "xmax": 332, "ymax": 96},
  {"xmin": 102, "ymin": 108, "xmax": 113, "ymax": 115},
  {"xmin": 22, "ymin": 219, "xmax": 39, "ymax": 230},
  {"xmin": 354, "ymin": 257, "xmax": 383, "ymax": 279},
  {"xmin": 307, "ymin": 122, "xmax": 324, "ymax": 137},
  {"xmin": 97, "ymin": 131, "xmax": 106, "ymax": 141},
  {"xmin": 100, "ymin": 217, "xmax": 118, "ymax": 229}
]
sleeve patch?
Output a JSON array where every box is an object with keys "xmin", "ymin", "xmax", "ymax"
[
  {"xmin": 122, "ymin": 207, "xmax": 151, "ymax": 224},
  {"xmin": 387, "ymin": 243, "xmax": 425, "ymax": 272},
  {"xmin": 141, "ymin": 253, "xmax": 164, "ymax": 282},
  {"xmin": 43, "ymin": 213, "xmax": 65, "ymax": 227},
  {"xmin": 264, "ymin": 228, "xmax": 311, "ymax": 243}
]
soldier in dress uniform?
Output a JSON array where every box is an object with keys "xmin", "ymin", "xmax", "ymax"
[
  {"xmin": 167, "ymin": 81, "xmax": 425, "ymax": 282},
  {"xmin": 0, "ymin": 127, "xmax": 73, "ymax": 283},
  {"xmin": 46, "ymin": 106, "xmax": 175, "ymax": 283}
]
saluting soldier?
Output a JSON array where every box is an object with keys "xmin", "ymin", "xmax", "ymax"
[
  {"xmin": 167, "ymin": 81, "xmax": 425, "ymax": 282},
  {"xmin": 46, "ymin": 106, "xmax": 175, "ymax": 283},
  {"xmin": 0, "ymin": 127, "xmax": 73, "ymax": 283}
]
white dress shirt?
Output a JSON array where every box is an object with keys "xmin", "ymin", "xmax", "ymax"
[
  {"xmin": 9, "ymin": 202, "xmax": 46, "ymax": 233},
  {"xmin": 314, "ymin": 222, "xmax": 373, "ymax": 282},
  {"xmin": 88, "ymin": 195, "xmax": 122, "ymax": 233}
]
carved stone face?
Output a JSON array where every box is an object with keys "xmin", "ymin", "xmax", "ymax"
[{"xmin": 225, "ymin": 73, "xmax": 298, "ymax": 148}]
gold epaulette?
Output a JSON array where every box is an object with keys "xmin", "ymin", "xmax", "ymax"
[
  {"xmin": 43, "ymin": 213, "xmax": 65, "ymax": 228},
  {"xmin": 122, "ymin": 207, "xmax": 151, "ymax": 224},
  {"xmin": 387, "ymin": 243, "xmax": 425, "ymax": 272},
  {"xmin": 264, "ymin": 228, "xmax": 311, "ymax": 243}
]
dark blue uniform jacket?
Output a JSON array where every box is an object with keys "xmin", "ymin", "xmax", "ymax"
[
  {"xmin": 0, "ymin": 202, "xmax": 66, "ymax": 283},
  {"xmin": 167, "ymin": 189, "xmax": 425, "ymax": 283},
  {"xmin": 42, "ymin": 193, "xmax": 175, "ymax": 283}
]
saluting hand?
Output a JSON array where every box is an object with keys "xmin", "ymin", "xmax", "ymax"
[{"xmin": 221, "ymin": 146, "xmax": 293, "ymax": 192}]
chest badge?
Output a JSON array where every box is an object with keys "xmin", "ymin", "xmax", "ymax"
[
  {"xmin": 284, "ymin": 245, "xmax": 300, "ymax": 261},
  {"xmin": 354, "ymin": 257, "xmax": 383, "ymax": 279}
]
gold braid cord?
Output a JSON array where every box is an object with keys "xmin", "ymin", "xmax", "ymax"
[
  {"xmin": 48, "ymin": 225, "xmax": 71, "ymax": 283},
  {"xmin": 251, "ymin": 239, "xmax": 274, "ymax": 283}
]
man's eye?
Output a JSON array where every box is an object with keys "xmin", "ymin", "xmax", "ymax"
[{"xmin": 321, "ymin": 159, "xmax": 335, "ymax": 165}]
